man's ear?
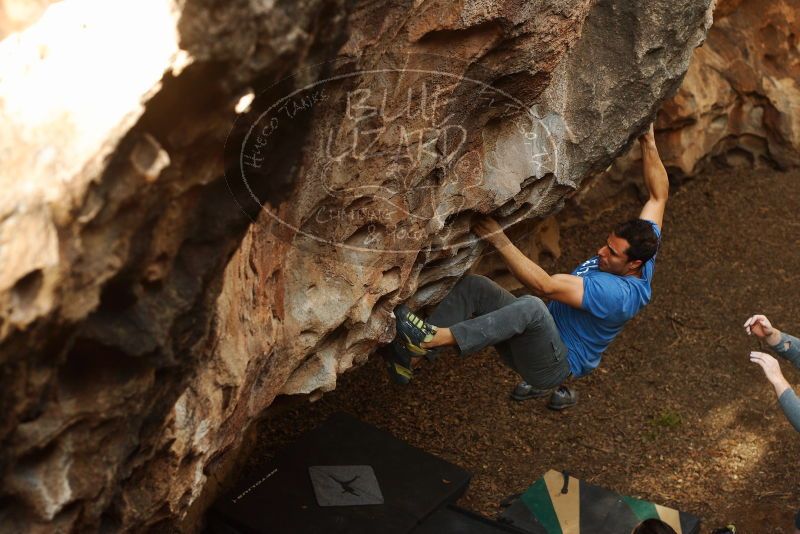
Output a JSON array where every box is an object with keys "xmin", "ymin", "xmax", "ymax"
[{"xmin": 628, "ymin": 259, "xmax": 643, "ymax": 271}]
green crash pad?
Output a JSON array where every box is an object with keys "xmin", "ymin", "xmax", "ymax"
[{"xmin": 499, "ymin": 470, "xmax": 700, "ymax": 534}]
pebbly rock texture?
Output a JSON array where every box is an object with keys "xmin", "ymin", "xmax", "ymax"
[
  {"xmin": 572, "ymin": 0, "xmax": 800, "ymax": 222},
  {"xmin": 499, "ymin": 0, "xmax": 800, "ymax": 295},
  {"xmin": 661, "ymin": 0, "xmax": 800, "ymax": 175},
  {"xmin": 0, "ymin": 0, "xmax": 712, "ymax": 531}
]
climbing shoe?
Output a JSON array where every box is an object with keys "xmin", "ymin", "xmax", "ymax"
[
  {"xmin": 510, "ymin": 381, "xmax": 553, "ymax": 401},
  {"xmin": 547, "ymin": 385, "xmax": 578, "ymax": 410},
  {"xmin": 384, "ymin": 338, "xmax": 416, "ymax": 385},
  {"xmin": 393, "ymin": 304, "xmax": 436, "ymax": 355}
]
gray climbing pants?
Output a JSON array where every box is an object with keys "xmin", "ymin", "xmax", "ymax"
[{"xmin": 428, "ymin": 274, "xmax": 570, "ymax": 389}]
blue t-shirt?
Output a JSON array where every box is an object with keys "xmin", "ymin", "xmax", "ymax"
[{"xmin": 548, "ymin": 221, "xmax": 660, "ymax": 377}]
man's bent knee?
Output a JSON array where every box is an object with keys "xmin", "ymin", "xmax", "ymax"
[
  {"xmin": 515, "ymin": 295, "xmax": 551, "ymax": 328},
  {"xmin": 461, "ymin": 274, "xmax": 491, "ymax": 288},
  {"xmin": 455, "ymin": 274, "xmax": 499, "ymax": 294},
  {"xmin": 517, "ymin": 295, "xmax": 548, "ymax": 315}
]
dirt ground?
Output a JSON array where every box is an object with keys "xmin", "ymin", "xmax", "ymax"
[{"xmin": 242, "ymin": 167, "xmax": 800, "ymax": 533}]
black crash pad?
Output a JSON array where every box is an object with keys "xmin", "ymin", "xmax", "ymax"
[
  {"xmin": 412, "ymin": 505, "xmax": 528, "ymax": 534},
  {"xmin": 208, "ymin": 412, "xmax": 471, "ymax": 534}
]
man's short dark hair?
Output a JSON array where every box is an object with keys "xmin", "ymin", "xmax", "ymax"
[{"xmin": 613, "ymin": 218, "xmax": 659, "ymax": 263}]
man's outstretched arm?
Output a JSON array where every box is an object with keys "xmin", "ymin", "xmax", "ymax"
[
  {"xmin": 638, "ymin": 124, "xmax": 669, "ymax": 229},
  {"xmin": 473, "ymin": 217, "xmax": 584, "ymax": 308}
]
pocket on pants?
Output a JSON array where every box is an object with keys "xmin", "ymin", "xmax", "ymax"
[{"xmin": 551, "ymin": 341, "xmax": 563, "ymax": 362}]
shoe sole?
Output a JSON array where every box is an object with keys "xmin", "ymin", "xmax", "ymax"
[
  {"xmin": 547, "ymin": 394, "xmax": 578, "ymax": 410},
  {"xmin": 510, "ymin": 389, "xmax": 552, "ymax": 401}
]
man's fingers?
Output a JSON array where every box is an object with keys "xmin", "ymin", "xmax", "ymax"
[
  {"xmin": 472, "ymin": 221, "xmax": 487, "ymax": 234},
  {"xmin": 473, "ymin": 218, "xmax": 491, "ymax": 231},
  {"xmin": 473, "ymin": 217, "xmax": 502, "ymax": 238}
]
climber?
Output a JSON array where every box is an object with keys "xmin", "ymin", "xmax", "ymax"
[{"xmin": 387, "ymin": 123, "xmax": 669, "ymax": 411}]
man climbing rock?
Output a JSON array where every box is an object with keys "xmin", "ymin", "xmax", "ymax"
[{"xmin": 387, "ymin": 124, "xmax": 669, "ymax": 411}]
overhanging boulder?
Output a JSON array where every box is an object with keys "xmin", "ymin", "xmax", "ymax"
[{"xmin": 0, "ymin": 0, "xmax": 712, "ymax": 531}]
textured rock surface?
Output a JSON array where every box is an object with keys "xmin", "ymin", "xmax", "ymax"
[
  {"xmin": 0, "ymin": 0, "xmax": 712, "ymax": 531},
  {"xmin": 662, "ymin": 0, "xmax": 800, "ymax": 175},
  {"xmin": 573, "ymin": 0, "xmax": 800, "ymax": 221},
  {"xmin": 501, "ymin": 0, "xmax": 800, "ymax": 293}
]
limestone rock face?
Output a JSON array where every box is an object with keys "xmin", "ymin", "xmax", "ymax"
[
  {"xmin": 662, "ymin": 0, "xmax": 800, "ymax": 175},
  {"xmin": 0, "ymin": 0, "xmax": 711, "ymax": 531},
  {"xmin": 581, "ymin": 0, "xmax": 800, "ymax": 214}
]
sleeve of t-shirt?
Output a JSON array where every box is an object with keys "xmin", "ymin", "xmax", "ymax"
[
  {"xmin": 581, "ymin": 274, "xmax": 629, "ymax": 320},
  {"xmin": 639, "ymin": 219, "xmax": 662, "ymax": 260},
  {"xmin": 770, "ymin": 332, "xmax": 800, "ymax": 370},
  {"xmin": 778, "ymin": 388, "xmax": 800, "ymax": 433},
  {"xmin": 641, "ymin": 219, "xmax": 661, "ymax": 238}
]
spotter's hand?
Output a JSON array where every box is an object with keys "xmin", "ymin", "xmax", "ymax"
[
  {"xmin": 749, "ymin": 351, "xmax": 785, "ymax": 384},
  {"xmin": 743, "ymin": 314, "xmax": 775, "ymax": 338}
]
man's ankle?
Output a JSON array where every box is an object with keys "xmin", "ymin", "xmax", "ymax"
[{"xmin": 421, "ymin": 327, "xmax": 449, "ymax": 349}]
